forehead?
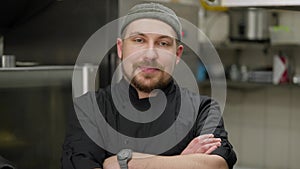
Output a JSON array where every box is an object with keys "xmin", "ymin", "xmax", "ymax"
[{"xmin": 123, "ymin": 18, "xmax": 177, "ymax": 39}]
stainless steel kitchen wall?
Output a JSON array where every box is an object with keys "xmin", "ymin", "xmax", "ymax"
[
  {"xmin": 0, "ymin": 0, "xmax": 118, "ymax": 168},
  {"xmin": 4, "ymin": 0, "xmax": 118, "ymax": 66},
  {"xmin": 0, "ymin": 86, "xmax": 72, "ymax": 169}
]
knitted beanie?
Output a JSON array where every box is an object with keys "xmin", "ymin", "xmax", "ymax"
[{"xmin": 121, "ymin": 2, "xmax": 182, "ymax": 41}]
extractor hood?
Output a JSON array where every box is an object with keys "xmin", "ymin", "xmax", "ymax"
[{"xmin": 205, "ymin": 0, "xmax": 300, "ymax": 7}]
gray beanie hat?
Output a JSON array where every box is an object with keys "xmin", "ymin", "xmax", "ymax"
[{"xmin": 121, "ymin": 3, "xmax": 182, "ymax": 41}]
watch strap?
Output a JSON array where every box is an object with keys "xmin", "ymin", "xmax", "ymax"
[
  {"xmin": 119, "ymin": 159, "xmax": 129, "ymax": 169},
  {"xmin": 117, "ymin": 149, "xmax": 132, "ymax": 169}
]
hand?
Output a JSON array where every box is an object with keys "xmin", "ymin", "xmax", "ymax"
[
  {"xmin": 181, "ymin": 134, "xmax": 221, "ymax": 155},
  {"xmin": 103, "ymin": 156, "xmax": 120, "ymax": 169}
]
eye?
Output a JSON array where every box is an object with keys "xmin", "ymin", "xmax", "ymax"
[
  {"xmin": 159, "ymin": 41, "xmax": 169, "ymax": 46},
  {"xmin": 134, "ymin": 38, "xmax": 144, "ymax": 43}
]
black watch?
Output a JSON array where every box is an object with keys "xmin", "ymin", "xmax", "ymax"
[{"xmin": 117, "ymin": 149, "xmax": 132, "ymax": 169}]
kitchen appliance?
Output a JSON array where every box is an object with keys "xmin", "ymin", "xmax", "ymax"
[
  {"xmin": 1, "ymin": 55, "xmax": 15, "ymax": 68},
  {"xmin": 248, "ymin": 71, "xmax": 273, "ymax": 83},
  {"xmin": 229, "ymin": 8, "xmax": 271, "ymax": 42},
  {"xmin": 205, "ymin": 0, "xmax": 300, "ymax": 7}
]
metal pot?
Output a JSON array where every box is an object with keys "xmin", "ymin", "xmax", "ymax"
[{"xmin": 229, "ymin": 8, "xmax": 271, "ymax": 42}]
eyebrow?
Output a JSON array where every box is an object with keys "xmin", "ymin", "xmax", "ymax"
[
  {"xmin": 127, "ymin": 32, "xmax": 146, "ymax": 37},
  {"xmin": 127, "ymin": 32, "xmax": 174, "ymax": 40},
  {"xmin": 158, "ymin": 35, "xmax": 174, "ymax": 40}
]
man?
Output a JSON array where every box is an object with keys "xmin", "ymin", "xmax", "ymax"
[{"xmin": 62, "ymin": 2, "xmax": 236, "ymax": 169}]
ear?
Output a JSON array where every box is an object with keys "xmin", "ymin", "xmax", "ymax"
[
  {"xmin": 117, "ymin": 38, "xmax": 123, "ymax": 59},
  {"xmin": 175, "ymin": 44, "xmax": 184, "ymax": 64}
]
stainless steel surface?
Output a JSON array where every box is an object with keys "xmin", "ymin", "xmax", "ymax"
[
  {"xmin": 2, "ymin": 55, "xmax": 15, "ymax": 68},
  {"xmin": 0, "ymin": 65, "xmax": 100, "ymax": 101},
  {"xmin": 205, "ymin": 0, "xmax": 300, "ymax": 7},
  {"xmin": 3, "ymin": 0, "xmax": 118, "ymax": 88},
  {"xmin": 229, "ymin": 8, "xmax": 271, "ymax": 41},
  {"xmin": 0, "ymin": 0, "xmax": 118, "ymax": 168},
  {"xmin": 0, "ymin": 66, "xmax": 73, "ymax": 88},
  {"xmin": 0, "ymin": 65, "xmax": 100, "ymax": 169},
  {"xmin": 0, "ymin": 65, "xmax": 100, "ymax": 94},
  {"xmin": 0, "ymin": 85, "xmax": 71, "ymax": 169},
  {"xmin": 73, "ymin": 64, "xmax": 99, "ymax": 98}
]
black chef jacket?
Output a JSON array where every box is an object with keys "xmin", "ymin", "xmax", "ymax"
[{"xmin": 61, "ymin": 79, "xmax": 237, "ymax": 169}]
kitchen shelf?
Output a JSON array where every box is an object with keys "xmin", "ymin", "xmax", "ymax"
[
  {"xmin": 213, "ymin": 41, "xmax": 300, "ymax": 50},
  {"xmin": 0, "ymin": 66, "xmax": 74, "ymax": 88},
  {"xmin": 205, "ymin": 0, "xmax": 300, "ymax": 8},
  {"xmin": 214, "ymin": 41, "xmax": 270, "ymax": 50},
  {"xmin": 198, "ymin": 80, "xmax": 300, "ymax": 90}
]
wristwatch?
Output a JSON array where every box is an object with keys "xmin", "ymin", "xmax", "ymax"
[{"xmin": 117, "ymin": 149, "xmax": 132, "ymax": 169}]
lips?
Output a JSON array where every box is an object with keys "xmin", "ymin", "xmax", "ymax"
[{"xmin": 139, "ymin": 66, "xmax": 160, "ymax": 73}]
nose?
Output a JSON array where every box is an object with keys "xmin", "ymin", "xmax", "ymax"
[
  {"xmin": 144, "ymin": 44, "xmax": 158, "ymax": 61},
  {"xmin": 144, "ymin": 48, "xmax": 158, "ymax": 61}
]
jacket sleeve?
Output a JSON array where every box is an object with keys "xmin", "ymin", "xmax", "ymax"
[
  {"xmin": 196, "ymin": 96, "xmax": 237, "ymax": 169},
  {"xmin": 61, "ymin": 95, "xmax": 106, "ymax": 169}
]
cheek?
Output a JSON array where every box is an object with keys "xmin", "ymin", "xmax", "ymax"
[
  {"xmin": 160, "ymin": 57, "xmax": 176, "ymax": 72},
  {"xmin": 159, "ymin": 53, "xmax": 176, "ymax": 65},
  {"xmin": 122, "ymin": 45, "xmax": 143, "ymax": 61},
  {"xmin": 121, "ymin": 53, "xmax": 138, "ymax": 73}
]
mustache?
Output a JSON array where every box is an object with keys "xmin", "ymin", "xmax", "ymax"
[{"xmin": 132, "ymin": 61, "xmax": 165, "ymax": 71}]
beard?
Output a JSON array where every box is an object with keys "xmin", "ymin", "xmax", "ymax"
[
  {"xmin": 131, "ymin": 72, "xmax": 171, "ymax": 93},
  {"xmin": 123, "ymin": 60, "xmax": 172, "ymax": 93}
]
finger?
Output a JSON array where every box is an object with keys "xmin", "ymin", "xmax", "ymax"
[
  {"xmin": 203, "ymin": 137, "xmax": 221, "ymax": 144},
  {"xmin": 181, "ymin": 137, "xmax": 205, "ymax": 154},
  {"xmin": 198, "ymin": 134, "xmax": 214, "ymax": 140},
  {"xmin": 196, "ymin": 142, "xmax": 221, "ymax": 153},
  {"xmin": 204, "ymin": 142, "xmax": 221, "ymax": 150},
  {"xmin": 190, "ymin": 134, "xmax": 214, "ymax": 148},
  {"xmin": 187, "ymin": 134, "xmax": 214, "ymax": 150},
  {"xmin": 205, "ymin": 145, "xmax": 218, "ymax": 154},
  {"xmin": 185, "ymin": 135, "xmax": 216, "ymax": 150},
  {"xmin": 181, "ymin": 134, "xmax": 216, "ymax": 155}
]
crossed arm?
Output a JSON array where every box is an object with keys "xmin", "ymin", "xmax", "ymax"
[
  {"xmin": 63, "ymin": 94, "xmax": 236, "ymax": 169},
  {"xmin": 101, "ymin": 134, "xmax": 228, "ymax": 169}
]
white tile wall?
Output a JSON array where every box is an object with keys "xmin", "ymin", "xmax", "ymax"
[
  {"xmin": 223, "ymin": 83, "xmax": 300, "ymax": 169},
  {"xmin": 264, "ymin": 127, "xmax": 289, "ymax": 169},
  {"xmin": 289, "ymin": 88, "xmax": 300, "ymax": 169},
  {"xmin": 240, "ymin": 126, "xmax": 265, "ymax": 168},
  {"xmin": 289, "ymin": 130, "xmax": 300, "ymax": 169},
  {"xmin": 265, "ymin": 87, "xmax": 291, "ymax": 129},
  {"xmin": 242, "ymin": 89, "xmax": 266, "ymax": 128}
]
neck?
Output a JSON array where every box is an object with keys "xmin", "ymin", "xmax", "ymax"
[
  {"xmin": 137, "ymin": 90, "xmax": 150, "ymax": 99},
  {"xmin": 136, "ymin": 89, "xmax": 157, "ymax": 99}
]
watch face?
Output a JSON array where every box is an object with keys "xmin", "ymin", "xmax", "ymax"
[{"xmin": 117, "ymin": 149, "xmax": 132, "ymax": 160}]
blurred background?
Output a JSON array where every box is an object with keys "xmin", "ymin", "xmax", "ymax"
[{"xmin": 0, "ymin": 0, "xmax": 300, "ymax": 169}]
